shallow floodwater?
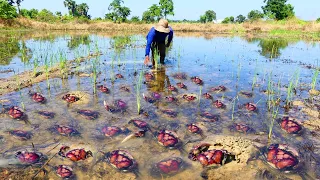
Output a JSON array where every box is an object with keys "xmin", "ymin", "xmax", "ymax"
[{"xmin": 0, "ymin": 31, "xmax": 319, "ymax": 179}]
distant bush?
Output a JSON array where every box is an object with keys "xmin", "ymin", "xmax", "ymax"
[
  {"xmin": 36, "ymin": 9, "xmax": 57, "ymax": 23},
  {"xmin": 74, "ymin": 16, "xmax": 90, "ymax": 24},
  {"xmin": 0, "ymin": 0, "xmax": 18, "ymax": 19},
  {"xmin": 222, "ymin": 16, "xmax": 234, "ymax": 24},
  {"xmin": 130, "ymin": 16, "xmax": 140, "ymax": 23},
  {"xmin": 20, "ymin": 8, "xmax": 38, "ymax": 19},
  {"xmin": 247, "ymin": 10, "xmax": 264, "ymax": 21},
  {"xmin": 317, "ymin": 18, "xmax": 320, "ymax": 23}
]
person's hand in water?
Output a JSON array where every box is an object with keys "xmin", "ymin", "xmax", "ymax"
[{"xmin": 144, "ymin": 56, "xmax": 150, "ymax": 65}]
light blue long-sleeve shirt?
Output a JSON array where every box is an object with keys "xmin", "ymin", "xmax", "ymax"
[{"xmin": 145, "ymin": 27, "xmax": 173, "ymax": 56}]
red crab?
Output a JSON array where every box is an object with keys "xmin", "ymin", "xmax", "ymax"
[
  {"xmin": 8, "ymin": 130, "xmax": 32, "ymax": 141},
  {"xmin": 197, "ymin": 149, "xmax": 232, "ymax": 167},
  {"xmin": 187, "ymin": 124, "xmax": 202, "ymax": 134},
  {"xmin": 191, "ymin": 76, "xmax": 203, "ymax": 85},
  {"xmin": 120, "ymin": 86, "xmax": 130, "ymax": 92},
  {"xmin": 167, "ymin": 85, "xmax": 178, "ymax": 92},
  {"xmin": 266, "ymin": 144, "xmax": 299, "ymax": 171},
  {"xmin": 188, "ymin": 143, "xmax": 212, "ymax": 161},
  {"xmin": 239, "ymin": 91, "xmax": 253, "ymax": 98},
  {"xmin": 214, "ymin": 100, "xmax": 225, "ymax": 108},
  {"xmin": 56, "ymin": 165, "xmax": 73, "ymax": 178},
  {"xmin": 37, "ymin": 111, "xmax": 55, "ymax": 119},
  {"xmin": 157, "ymin": 130, "xmax": 180, "ymax": 149},
  {"xmin": 51, "ymin": 125, "xmax": 80, "ymax": 136},
  {"xmin": 98, "ymin": 85, "xmax": 109, "ymax": 93},
  {"xmin": 234, "ymin": 123, "xmax": 252, "ymax": 133},
  {"xmin": 101, "ymin": 126, "xmax": 129, "ymax": 137},
  {"xmin": 62, "ymin": 94, "xmax": 80, "ymax": 103},
  {"xmin": 200, "ymin": 112, "xmax": 219, "ymax": 122},
  {"xmin": 245, "ymin": 102, "xmax": 257, "ymax": 111},
  {"xmin": 105, "ymin": 150, "xmax": 137, "ymax": 172},
  {"xmin": 8, "ymin": 106, "xmax": 25, "ymax": 119},
  {"xmin": 143, "ymin": 92, "xmax": 161, "ymax": 103},
  {"xmin": 104, "ymin": 100, "xmax": 127, "ymax": 113},
  {"xmin": 280, "ymin": 117, "xmax": 302, "ymax": 134},
  {"xmin": 145, "ymin": 72, "xmax": 155, "ymax": 81},
  {"xmin": 16, "ymin": 151, "xmax": 42, "ymax": 164},
  {"xmin": 173, "ymin": 73, "xmax": 187, "ymax": 80},
  {"xmin": 153, "ymin": 157, "xmax": 184, "ymax": 175},
  {"xmin": 30, "ymin": 92, "xmax": 46, "ymax": 103},
  {"xmin": 128, "ymin": 119, "xmax": 149, "ymax": 131},
  {"xmin": 177, "ymin": 82, "xmax": 187, "ymax": 89},
  {"xmin": 115, "ymin": 74, "xmax": 124, "ymax": 79},
  {"xmin": 211, "ymin": 86, "xmax": 226, "ymax": 92},
  {"xmin": 165, "ymin": 96, "xmax": 178, "ymax": 103},
  {"xmin": 183, "ymin": 94, "xmax": 197, "ymax": 102},
  {"xmin": 58, "ymin": 146, "xmax": 93, "ymax": 162},
  {"xmin": 202, "ymin": 93, "xmax": 213, "ymax": 100},
  {"xmin": 161, "ymin": 109, "xmax": 178, "ymax": 118},
  {"xmin": 77, "ymin": 110, "xmax": 99, "ymax": 120}
]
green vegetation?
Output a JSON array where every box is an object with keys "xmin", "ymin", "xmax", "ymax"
[
  {"xmin": 262, "ymin": 0, "xmax": 294, "ymax": 20},
  {"xmin": 311, "ymin": 69, "xmax": 319, "ymax": 90},
  {"xmin": 7, "ymin": 0, "xmax": 23, "ymax": 14},
  {"xmin": 105, "ymin": 0, "xmax": 130, "ymax": 23},
  {"xmin": 159, "ymin": 0, "xmax": 174, "ymax": 19},
  {"xmin": 236, "ymin": 15, "xmax": 246, "ymax": 23},
  {"xmin": 142, "ymin": 4, "xmax": 162, "ymax": 23},
  {"xmin": 222, "ymin": 16, "xmax": 235, "ymax": 24},
  {"xmin": 200, "ymin": 10, "xmax": 216, "ymax": 23},
  {"xmin": 0, "ymin": 0, "xmax": 17, "ymax": 19},
  {"xmin": 317, "ymin": 18, "xmax": 320, "ymax": 22},
  {"xmin": 63, "ymin": 0, "xmax": 90, "ymax": 19},
  {"xmin": 247, "ymin": 10, "xmax": 264, "ymax": 21}
]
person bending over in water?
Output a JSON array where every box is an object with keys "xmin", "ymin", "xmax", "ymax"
[{"xmin": 144, "ymin": 19, "xmax": 174, "ymax": 66}]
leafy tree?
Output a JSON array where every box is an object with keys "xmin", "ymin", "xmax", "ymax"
[
  {"xmin": 221, "ymin": 17, "xmax": 230, "ymax": 24},
  {"xmin": 236, "ymin": 14, "xmax": 246, "ymax": 23},
  {"xmin": 142, "ymin": 10, "xmax": 154, "ymax": 23},
  {"xmin": 0, "ymin": 0, "xmax": 17, "ymax": 19},
  {"xmin": 229, "ymin": 16, "xmax": 234, "ymax": 23},
  {"xmin": 106, "ymin": 0, "xmax": 130, "ymax": 22},
  {"xmin": 63, "ymin": 0, "xmax": 77, "ymax": 16},
  {"xmin": 131, "ymin": 16, "xmax": 140, "ymax": 22},
  {"xmin": 199, "ymin": 10, "xmax": 216, "ymax": 23},
  {"xmin": 262, "ymin": 0, "xmax": 294, "ymax": 20},
  {"xmin": 77, "ymin": 3, "xmax": 90, "ymax": 19},
  {"xmin": 37, "ymin": 9, "xmax": 56, "ymax": 22},
  {"xmin": 317, "ymin": 18, "xmax": 320, "ymax": 23},
  {"xmin": 7, "ymin": 0, "xmax": 23, "ymax": 14},
  {"xmin": 159, "ymin": 0, "xmax": 174, "ymax": 19},
  {"xmin": 56, "ymin": 11, "xmax": 62, "ymax": 17},
  {"xmin": 149, "ymin": 4, "xmax": 161, "ymax": 21},
  {"xmin": 20, "ymin": 8, "xmax": 39, "ymax": 19},
  {"xmin": 68, "ymin": 35, "xmax": 90, "ymax": 50},
  {"xmin": 247, "ymin": 10, "xmax": 264, "ymax": 21}
]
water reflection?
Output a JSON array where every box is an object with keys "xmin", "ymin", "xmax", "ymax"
[
  {"xmin": 246, "ymin": 38, "xmax": 290, "ymax": 59},
  {"xmin": 0, "ymin": 37, "xmax": 20, "ymax": 65},
  {"xmin": 148, "ymin": 66, "xmax": 171, "ymax": 93},
  {"xmin": 67, "ymin": 35, "xmax": 91, "ymax": 50}
]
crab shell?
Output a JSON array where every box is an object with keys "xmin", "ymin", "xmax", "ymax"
[
  {"xmin": 202, "ymin": 93, "xmax": 213, "ymax": 99},
  {"xmin": 188, "ymin": 143, "xmax": 211, "ymax": 161},
  {"xmin": 16, "ymin": 151, "xmax": 42, "ymax": 164},
  {"xmin": 173, "ymin": 73, "xmax": 187, "ymax": 80},
  {"xmin": 77, "ymin": 110, "xmax": 99, "ymax": 120},
  {"xmin": 197, "ymin": 149, "xmax": 229, "ymax": 167},
  {"xmin": 214, "ymin": 100, "xmax": 225, "ymax": 108},
  {"xmin": 200, "ymin": 112, "xmax": 219, "ymax": 122},
  {"xmin": 165, "ymin": 96, "xmax": 177, "ymax": 103},
  {"xmin": 98, "ymin": 85, "xmax": 109, "ymax": 93},
  {"xmin": 211, "ymin": 86, "xmax": 227, "ymax": 92},
  {"xmin": 105, "ymin": 150, "xmax": 137, "ymax": 172},
  {"xmin": 234, "ymin": 123, "xmax": 252, "ymax": 133},
  {"xmin": 56, "ymin": 165, "xmax": 73, "ymax": 178},
  {"xmin": 128, "ymin": 119, "xmax": 149, "ymax": 130},
  {"xmin": 177, "ymin": 82, "xmax": 187, "ymax": 89},
  {"xmin": 157, "ymin": 130, "xmax": 179, "ymax": 149},
  {"xmin": 101, "ymin": 126, "xmax": 123, "ymax": 137},
  {"xmin": 59, "ymin": 146, "xmax": 93, "ymax": 162},
  {"xmin": 266, "ymin": 144, "xmax": 299, "ymax": 171},
  {"xmin": 167, "ymin": 85, "xmax": 177, "ymax": 92},
  {"xmin": 120, "ymin": 86, "xmax": 130, "ymax": 92},
  {"xmin": 161, "ymin": 109, "xmax": 178, "ymax": 118},
  {"xmin": 31, "ymin": 93, "xmax": 46, "ymax": 103},
  {"xmin": 8, "ymin": 106, "xmax": 25, "ymax": 119},
  {"xmin": 280, "ymin": 117, "xmax": 302, "ymax": 134},
  {"xmin": 191, "ymin": 77, "xmax": 203, "ymax": 85},
  {"xmin": 183, "ymin": 94, "xmax": 197, "ymax": 102},
  {"xmin": 115, "ymin": 74, "xmax": 124, "ymax": 78},
  {"xmin": 37, "ymin": 111, "xmax": 55, "ymax": 119},
  {"xmin": 187, "ymin": 124, "xmax": 202, "ymax": 134},
  {"xmin": 62, "ymin": 94, "xmax": 80, "ymax": 103},
  {"xmin": 8, "ymin": 130, "xmax": 32, "ymax": 141},
  {"xmin": 54, "ymin": 125, "xmax": 79, "ymax": 136},
  {"xmin": 154, "ymin": 157, "xmax": 184, "ymax": 175},
  {"xmin": 246, "ymin": 103, "xmax": 257, "ymax": 111},
  {"xmin": 104, "ymin": 100, "xmax": 127, "ymax": 113},
  {"xmin": 145, "ymin": 73, "xmax": 155, "ymax": 81}
]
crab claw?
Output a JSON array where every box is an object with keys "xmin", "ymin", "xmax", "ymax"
[{"xmin": 58, "ymin": 146, "xmax": 70, "ymax": 157}]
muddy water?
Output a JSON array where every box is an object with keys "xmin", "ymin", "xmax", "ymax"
[{"xmin": 0, "ymin": 31, "xmax": 319, "ymax": 180}]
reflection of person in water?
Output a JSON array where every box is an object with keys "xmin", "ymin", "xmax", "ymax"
[{"xmin": 149, "ymin": 66, "xmax": 171, "ymax": 93}]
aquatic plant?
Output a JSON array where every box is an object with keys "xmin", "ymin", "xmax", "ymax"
[
  {"xmin": 92, "ymin": 58, "xmax": 98, "ymax": 94},
  {"xmin": 58, "ymin": 50, "xmax": 68, "ymax": 79},
  {"xmin": 135, "ymin": 70, "xmax": 144, "ymax": 114},
  {"xmin": 153, "ymin": 48, "xmax": 159, "ymax": 70},
  {"xmin": 286, "ymin": 70, "xmax": 300, "ymax": 106},
  {"xmin": 251, "ymin": 60, "xmax": 258, "ymax": 90},
  {"xmin": 311, "ymin": 68, "xmax": 319, "ymax": 90},
  {"xmin": 231, "ymin": 96, "xmax": 239, "ymax": 121},
  {"xmin": 32, "ymin": 57, "xmax": 39, "ymax": 77}
]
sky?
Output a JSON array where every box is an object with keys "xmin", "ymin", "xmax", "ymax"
[{"xmin": 20, "ymin": 0, "xmax": 320, "ymax": 21}]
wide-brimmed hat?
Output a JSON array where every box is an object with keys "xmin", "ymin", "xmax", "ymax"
[{"xmin": 155, "ymin": 19, "xmax": 170, "ymax": 33}]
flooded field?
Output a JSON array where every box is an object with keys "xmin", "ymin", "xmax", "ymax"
[{"xmin": 0, "ymin": 31, "xmax": 319, "ymax": 180}]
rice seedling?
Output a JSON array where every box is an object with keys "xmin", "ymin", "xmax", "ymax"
[
  {"xmin": 58, "ymin": 50, "xmax": 68, "ymax": 79},
  {"xmin": 311, "ymin": 68, "xmax": 319, "ymax": 90},
  {"xmin": 198, "ymin": 86, "xmax": 202, "ymax": 105},
  {"xmin": 251, "ymin": 60, "xmax": 258, "ymax": 90},
  {"xmin": 231, "ymin": 96, "xmax": 239, "ymax": 121},
  {"xmin": 153, "ymin": 48, "xmax": 160, "ymax": 70},
  {"xmin": 44, "ymin": 55, "xmax": 50, "ymax": 90},
  {"xmin": 33, "ymin": 57, "xmax": 39, "ymax": 77},
  {"xmin": 286, "ymin": 70, "xmax": 300, "ymax": 106},
  {"xmin": 14, "ymin": 72, "xmax": 25, "ymax": 110},
  {"xmin": 135, "ymin": 70, "xmax": 144, "ymax": 114},
  {"xmin": 92, "ymin": 57, "xmax": 99, "ymax": 94}
]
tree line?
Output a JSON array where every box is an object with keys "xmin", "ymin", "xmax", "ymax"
[{"xmin": 1, "ymin": 0, "xmax": 320, "ymax": 23}]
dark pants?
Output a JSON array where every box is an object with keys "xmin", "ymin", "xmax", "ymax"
[{"xmin": 151, "ymin": 42, "xmax": 166, "ymax": 65}]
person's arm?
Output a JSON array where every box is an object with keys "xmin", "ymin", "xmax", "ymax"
[
  {"xmin": 145, "ymin": 28, "xmax": 156, "ymax": 57},
  {"xmin": 167, "ymin": 27, "xmax": 173, "ymax": 47}
]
